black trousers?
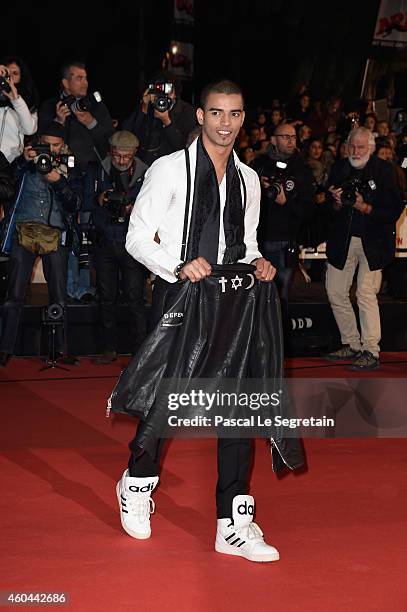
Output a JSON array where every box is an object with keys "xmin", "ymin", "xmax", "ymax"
[
  {"xmin": 0, "ymin": 237, "xmax": 68, "ymax": 354},
  {"xmin": 128, "ymin": 277, "xmax": 254, "ymax": 519},
  {"xmin": 93, "ymin": 240, "xmax": 147, "ymax": 352}
]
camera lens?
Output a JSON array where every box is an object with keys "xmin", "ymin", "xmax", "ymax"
[{"xmin": 154, "ymin": 95, "xmax": 171, "ymax": 113}]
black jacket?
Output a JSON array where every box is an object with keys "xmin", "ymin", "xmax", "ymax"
[
  {"xmin": 253, "ymin": 149, "xmax": 315, "ymax": 242},
  {"xmin": 83, "ymin": 156, "xmax": 147, "ymax": 242},
  {"xmin": 108, "ymin": 264, "xmax": 305, "ymax": 472},
  {"xmin": 38, "ymin": 95, "xmax": 114, "ymax": 171},
  {"xmin": 326, "ymin": 156, "xmax": 403, "ymax": 271},
  {"xmin": 123, "ymin": 98, "xmax": 196, "ymax": 166},
  {"xmin": 0, "ymin": 152, "xmax": 15, "ymax": 204}
]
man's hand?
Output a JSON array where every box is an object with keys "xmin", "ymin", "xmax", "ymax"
[
  {"xmin": 74, "ymin": 110, "xmax": 95, "ymax": 126},
  {"xmin": 56, "ymin": 100, "xmax": 71, "ymax": 125},
  {"xmin": 275, "ymin": 187, "xmax": 287, "ymax": 205},
  {"xmin": 178, "ymin": 257, "xmax": 211, "ymax": 282},
  {"xmin": 98, "ymin": 189, "xmax": 113, "ymax": 206},
  {"xmin": 141, "ymin": 88, "xmax": 153, "ymax": 114},
  {"xmin": 252, "ymin": 258, "xmax": 276, "ymax": 282},
  {"xmin": 260, "ymin": 176, "xmax": 286, "ymax": 205},
  {"xmin": 329, "ymin": 186, "xmax": 343, "ymax": 210},
  {"xmin": 23, "ymin": 146, "xmax": 37, "ymax": 162},
  {"xmin": 44, "ymin": 169, "xmax": 62, "ymax": 183},
  {"xmin": 154, "ymin": 108, "xmax": 171, "ymax": 126},
  {"xmin": 352, "ymin": 192, "xmax": 371, "ymax": 214}
]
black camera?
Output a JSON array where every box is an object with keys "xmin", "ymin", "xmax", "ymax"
[
  {"xmin": 0, "ymin": 71, "xmax": 11, "ymax": 94},
  {"xmin": 105, "ymin": 191, "xmax": 133, "ymax": 223},
  {"xmin": 261, "ymin": 160, "xmax": 288, "ymax": 201},
  {"xmin": 148, "ymin": 81, "xmax": 174, "ymax": 113},
  {"xmin": 32, "ymin": 144, "xmax": 75, "ymax": 175},
  {"xmin": 340, "ymin": 177, "xmax": 377, "ymax": 207},
  {"xmin": 62, "ymin": 91, "xmax": 102, "ymax": 113},
  {"xmin": 42, "ymin": 303, "xmax": 64, "ymax": 326}
]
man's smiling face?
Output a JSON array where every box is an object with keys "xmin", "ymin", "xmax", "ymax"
[{"xmin": 196, "ymin": 93, "xmax": 245, "ymax": 149}]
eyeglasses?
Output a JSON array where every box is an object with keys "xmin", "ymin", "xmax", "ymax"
[
  {"xmin": 112, "ymin": 153, "xmax": 134, "ymax": 161},
  {"xmin": 275, "ymin": 134, "xmax": 296, "ymax": 141}
]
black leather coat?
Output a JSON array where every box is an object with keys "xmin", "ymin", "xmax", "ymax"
[{"xmin": 108, "ymin": 264, "xmax": 305, "ymax": 472}]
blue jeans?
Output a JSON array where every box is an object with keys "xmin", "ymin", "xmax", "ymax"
[{"xmin": 67, "ymin": 251, "xmax": 96, "ymax": 299}]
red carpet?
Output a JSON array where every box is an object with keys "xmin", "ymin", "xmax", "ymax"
[{"xmin": 1, "ymin": 356, "xmax": 407, "ymax": 611}]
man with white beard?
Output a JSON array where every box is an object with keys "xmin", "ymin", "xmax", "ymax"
[{"xmin": 324, "ymin": 127, "xmax": 402, "ymax": 370}]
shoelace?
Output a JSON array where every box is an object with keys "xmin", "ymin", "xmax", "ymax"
[
  {"xmin": 235, "ymin": 522, "xmax": 264, "ymax": 542},
  {"xmin": 127, "ymin": 497, "xmax": 155, "ymax": 522}
]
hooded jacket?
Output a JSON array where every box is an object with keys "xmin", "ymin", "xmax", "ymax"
[{"xmin": 108, "ymin": 264, "xmax": 305, "ymax": 473}]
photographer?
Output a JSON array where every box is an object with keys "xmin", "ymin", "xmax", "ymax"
[
  {"xmin": 253, "ymin": 123, "xmax": 314, "ymax": 313},
  {"xmin": 325, "ymin": 127, "xmax": 402, "ymax": 371},
  {"xmin": 0, "ymin": 122, "xmax": 82, "ymax": 367},
  {"xmin": 123, "ymin": 72, "xmax": 196, "ymax": 166},
  {"xmin": 84, "ymin": 131, "xmax": 148, "ymax": 364},
  {"xmin": 0, "ymin": 64, "xmax": 37, "ymax": 163},
  {"xmin": 39, "ymin": 61, "xmax": 114, "ymax": 171}
]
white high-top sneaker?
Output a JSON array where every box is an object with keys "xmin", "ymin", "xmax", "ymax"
[
  {"xmin": 116, "ymin": 470, "xmax": 159, "ymax": 539},
  {"xmin": 215, "ymin": 495, "xmax": 280, "ymax": 562}
]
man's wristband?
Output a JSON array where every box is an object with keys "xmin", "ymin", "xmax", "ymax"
[{"xmin": 174, "ymin": 262, "xmax": 185, "ymax": 280}]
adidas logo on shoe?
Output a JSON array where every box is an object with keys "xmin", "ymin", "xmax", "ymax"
[
  {"xmin": 128, "ymin": 483, "xmax": 155, "ymax": 493},
  {"xmin": 215, "ymin": 495, "xmax": 279, "ymax": 563},
  {"xmin": 116, "ymin": 470, "xmax": 159, "ymax": 539}
]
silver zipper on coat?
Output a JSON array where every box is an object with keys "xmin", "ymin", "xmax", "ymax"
[{"xmin": 270, "ymin": 437, "xmax": 293, "ymax": 470}]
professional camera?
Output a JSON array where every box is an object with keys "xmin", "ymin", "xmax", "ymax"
[
  {"xmin": 62, "ymin": 91, "xmax": 102, "ymax": 113},
  {"xmin": 105, "ymin": 191, "xmax": 133, "ymax": 223},
  {"xmin": 148, "ymin": 81, "xmax": 174, "ymax": 113},
  {"xmin": 339, "ymin": 177, "xmax": 377, "ymax": 207},
  {"xmin": 261, "ymin": 160, "xmax": 288, "ymax": 201},
  {"xmin": 32, "ymin": 144, "xmax": 75, "ymax": 175},
  {"xmin": 0, "ymin": 71, "xmax": 11, "ymax": 94}
]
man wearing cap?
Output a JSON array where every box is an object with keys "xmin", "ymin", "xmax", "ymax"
[
  {"xmin": 84, "ymin": 131, "xmax": 148, "ymax": 364},
  {"xmin": 0, "ymin": 121, "xmax": 82, "ymax": 367}
]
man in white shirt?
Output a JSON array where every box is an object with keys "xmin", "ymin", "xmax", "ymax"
[{"xmin": 117, "ymin": 80, "xmax": 280, "ymax": 563}]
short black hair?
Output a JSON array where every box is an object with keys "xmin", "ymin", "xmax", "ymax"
[
  {"xmin": 61, "ymin": 60, "xmax": 86, "ymax": 80},
  {"xmin": 200, "ymin": 79, "xmax": 244, "ymax": 109}
]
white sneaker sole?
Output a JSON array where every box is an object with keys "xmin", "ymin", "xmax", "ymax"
[
  {"xmin": 215, "ymin": 538, "xmax": 280, "ymax": 562},
  {"xmin": 116, "ymin": 482, "xmax": 152, "ymax": 540}
]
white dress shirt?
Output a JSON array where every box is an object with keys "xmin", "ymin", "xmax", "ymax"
[{"xmin": 126, "ymin": 137, "xmax": 262, "ymax": 283}]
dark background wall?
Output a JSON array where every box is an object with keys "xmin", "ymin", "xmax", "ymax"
[{"xmin": 1, "ymin": 0, "xmax": 384, "ymax": 120}]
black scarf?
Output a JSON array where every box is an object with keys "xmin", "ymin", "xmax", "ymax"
[{"xmin": 186, "ymin": 136, "xmax": 246, "ymax": 264}]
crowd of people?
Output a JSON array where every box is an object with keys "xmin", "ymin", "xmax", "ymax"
[
  {"xmin": 0, "ymin": 59, "xmax": 406, "ymax": 562},
  {"xmin": 238, "ymin": 88, "xmax": 407, "ymax": 204},
  {"xmin": 0, "ymin": 58, "xmax": 406, "ymax": 371}
]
